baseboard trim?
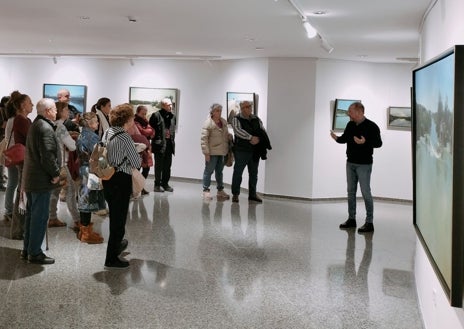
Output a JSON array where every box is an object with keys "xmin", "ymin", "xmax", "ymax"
[{"xmin": 168, "ymin": 176, "xmax": 412, "ymax": 204}]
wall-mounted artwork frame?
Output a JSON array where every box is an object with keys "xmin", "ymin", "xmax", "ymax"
[
  {"xmin": 43, "ymin": 83, "xmax": 87, "ymax": 113},
  {"xmin": 226, "ymin": 92, "xmax": 256, "ymax": 124},
  {"xmin": 129, "ymin": 87, "xmax": 179, "ymax": 124},
  {"xmin": 387, "ymin": 106, "xmax": 411, "ymax": 130},
  {"xmin": 412, "ymin": 45, "xmax": 464, "ymax": 307},
  {"xmin": 332, "ymin": 99, "xmax": 360, "ymax": 131}
]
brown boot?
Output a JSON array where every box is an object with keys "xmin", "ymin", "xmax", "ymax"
[
  {"xmin": 79, "ymin": 223, "xmax": 104, "ymax": 244},
  {"xmin": 73, "ymin": 221, "xmax": 81, "ymax": 233}
]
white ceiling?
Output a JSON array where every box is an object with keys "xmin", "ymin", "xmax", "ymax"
[{"xmin": 0, "ymin": 0, "xmax": 432, "ymax": 63}]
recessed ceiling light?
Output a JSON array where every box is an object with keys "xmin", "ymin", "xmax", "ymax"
[
  {"xmin": 312, "ymin": 10, "xmax": 327, "ymax": 15},
  {"xmin": 175, "ymin": 51, "xmax": 183, "ymax": 55},
  {"xmin": 79, "ymin": 16, "xmax": 90, "ymax": 20},
  {"xmin": 255, "ymin": 47, "xmax": 264, "ymax": 51}
]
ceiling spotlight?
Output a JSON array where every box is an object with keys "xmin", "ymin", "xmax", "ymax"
[
  {"xmin": 320, "ymin": 36, "xmax": 334, "ymax": 53},
  {"xmin": 128, "ymin": 16, "xmax": 137, "ymax": 22},
  {"xmin": 302, "ymin": 19, "xmax": 317, "ymax": 38}
]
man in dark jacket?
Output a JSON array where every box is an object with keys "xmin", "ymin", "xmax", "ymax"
[
  {"xmin": 149, "ymin": 98, "xmax": 176, "ymax": 192},
  {"xmin": 231, "ymin": 100, "xmax": 271, "ymax": 203},
  {"xmin": 22, "ymin": 98, "xmax": 61, "ymax": 264},
  {"xmin": 330, "ymin": 102, "xmax": 382, "ymax": 233}
]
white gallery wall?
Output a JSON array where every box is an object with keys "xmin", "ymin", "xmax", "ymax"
[
  {"xmin": 0, "ymin": 55, "xmax": 413, "ymax": 200},
  {"xmin": 312, "ymin": 59, "xmax": 414, "ymax": 200},
  {"xmin": 265, "ymin": 57, "xmax": 317, "ymax": 198},
  {"xmin": 415, "ymin": 0, "xmax": 464, "ymax": 328}
]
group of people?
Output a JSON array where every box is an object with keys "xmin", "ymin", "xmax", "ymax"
[
  {"xmin": 0, "ymin": 90, "xmax": 144, "ymax": 268},
  {"xmin": 200, "ymin": 100, "xmax": 271, "ymax": 203},
  {"xmin": 0, "ymin": 88, "xmax": 382, "ymax": 268}
]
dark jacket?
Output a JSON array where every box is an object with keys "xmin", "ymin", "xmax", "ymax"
[
  {"xmin": 233, "ymin": 114, "xmax": 272, "ymax": 160},
  {"xmin": 149, "ymin": 109, "xmax": 176, "ymax": 155},
  {"xmin": 336, "ymin": 117, "xmax": 382, "ymax": 164},
  {"xmin": 22, "ymin": 115, "xmax": 61, "ymax": 192}
]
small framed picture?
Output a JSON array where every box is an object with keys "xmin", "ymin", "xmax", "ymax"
[{"xmin": 387, "ymin": 106, "xmax": 411, "ymax": 129}]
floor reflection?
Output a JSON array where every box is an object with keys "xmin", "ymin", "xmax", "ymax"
[{"xmin": 0, "ymin": 181, "xmax": 423, "ymax": 328}]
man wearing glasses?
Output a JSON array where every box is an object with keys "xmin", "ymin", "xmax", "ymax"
[{"xmin": 231, "ymin": 100, "xmax": 271, "ymax": 203}]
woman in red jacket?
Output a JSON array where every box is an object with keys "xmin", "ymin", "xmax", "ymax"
[{"xmin": 134, "ymin": 105, "xmax": 154, "ymax": 194}]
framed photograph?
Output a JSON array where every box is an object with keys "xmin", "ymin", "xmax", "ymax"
[
  {"xmin": 332, "ymin": 99, "xmax": 360, "ymax": 131},
  {"xmin": 43, "ymin": 83, "xmax": 87, "ymax": 113},
  {"xmin": 129, "ymin": 87, "xmax": 179, "ymax": 123},
  {"xmin": 387, "ymin": 106, "xmax": 411, "ymax": 129},
  {"xmin": 226, "ymin": 92, "xmax": 256, "ymax": 124},
  {"xmin": 412, "ymin": 45, "xmax": 464, "ymax": 307}
]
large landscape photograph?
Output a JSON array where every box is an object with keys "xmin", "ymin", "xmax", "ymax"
[{"xmin": 413, "ymin": 50, "xmax": 454, "ymax": 301}]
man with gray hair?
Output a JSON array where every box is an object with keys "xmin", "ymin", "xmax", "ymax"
[
  {"xmin": 21, "ymin": 98, "xmax": 61, "ymax": 264},
  {"xmin": 231, "ymin": 100, "xmax": 271, "ymax": 203},
  {"xmin": 149, "ymin": 97, "xmax": 176, "ymax": 192}
]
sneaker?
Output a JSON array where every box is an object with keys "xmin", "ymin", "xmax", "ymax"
[
  {"xmin": 162, "ymin": 185, "xmax": 174, "ymax": 192},
  {"xmin": 232, "ymin": 195, "xmax": 239, "ymax": 203},
  {"xmin": 339, "ymin": 219, "xmax": 357, "ymax": 229},
  {"xmin": 105, "ymin": 259, "xmax": 130, "ymax": 269},
  {"xmin": 203, "ymin": 190, "xmax": 213, "ymax": 200},
  {"xmin": 217, "ymin": 190, "xmax": 230, "ymax": 200},
  {"xmin": 358, "ymin": 222, "xmax": 374, "ymax": 233},
  {"xmin": 248, "ymin": 195, "xmax": 263, "ymax": 203},
  {"xmin": 28, "ymin": 252, "xmax": 55, "ymax": 265},
  {"xmin": 154, "ymin": 186, "xmax": 164, "ymax": 193}
]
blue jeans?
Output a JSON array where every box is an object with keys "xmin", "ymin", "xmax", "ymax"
[
  {"xmin": 4, "ymin": 165, "xmax": 19, "ymax": 216},
  {"xmin": 231, "ymin": 151, "xmax": 259, "ymax": 196},
  {"xmin": 346, "ymin": 162, "xmax": 373, "ymax": 223},
  {"xmin": 23, "ymin": 191, "xmax": 52, "ymax": 256},
  {"xmin": 202, "ymin": 155, "xmax": 225, "ymax": 191}
]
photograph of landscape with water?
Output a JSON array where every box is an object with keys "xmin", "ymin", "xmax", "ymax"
[
  {"xmin": 388, "ymin": 106, "xmax": 411, "ymax": 129},
  {"xmin": 413, "ymin": 50, "xmax": 454, "ymax": 297}
]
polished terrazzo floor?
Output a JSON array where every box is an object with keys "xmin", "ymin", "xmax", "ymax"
[{"xmin": 0, "ymin": 180, "xmax": 423, "ymax": 329}]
